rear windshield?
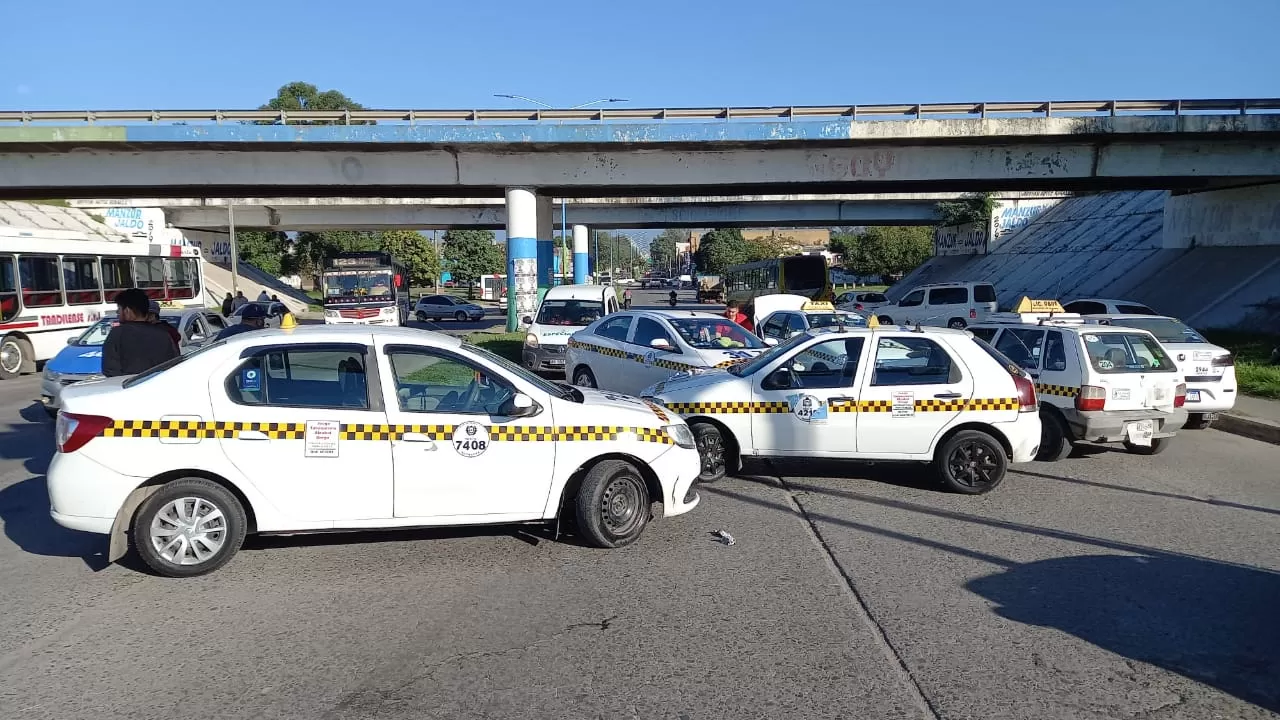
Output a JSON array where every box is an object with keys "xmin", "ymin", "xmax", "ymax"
[
  {"xmin": 1081, "ymin": 332, "xmax": 1177, "ymax": 374},
  {"xmin": 536, "ymin": 299, "xmax": 604, "ymax": 326},
  {"xmin": 1101, "ymin": 317, "xmax": 1205, "ymax": 343},
  {"xmin": 1115, "ymin": 303, "xmax": 1156, "ymax": 315},
  {"xmin": 973, "ymin": 284, "xmax": 997, "ymax": 303},
  {"xmin": 122, "ymin": 339, "xmax": 226, "ymax": 388},
  {"xmin": 859, "ymin": 293, "xmax": 888, "ymax": 303},
  {"xmin": 806, "ymin": 313, "xmax": 867, "ymax": 329}
]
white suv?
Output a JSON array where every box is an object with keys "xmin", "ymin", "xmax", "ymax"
[{"xmin": 881, "ymin": 282, "xmax": 999, "ymax": 329}]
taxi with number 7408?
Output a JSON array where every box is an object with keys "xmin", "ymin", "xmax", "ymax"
[
  {"xmin": 48, "ymin": 325, "xmax": 702, "ymax": 577},
  {"xmin": 641, "ymin": 320, "xmax": 1043, "ymax": 494}
]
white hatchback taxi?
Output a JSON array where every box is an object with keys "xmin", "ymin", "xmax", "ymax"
[
  {"xmin": 565, "ymin": 309, "xmax": 767, "ymax": 396},
  {"xmin": 49, "ymin": 326, "xmax": 701, "ymax": 577},
  {"xmin": 641, "ymin": 320, "xmax": 1043, "ymax": 494}
]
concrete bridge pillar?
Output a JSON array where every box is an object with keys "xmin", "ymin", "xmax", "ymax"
[
  {"xmin": 572, "ymin": 224, "xmax": 589, "ymax": 284},
  {"xmin": 505, "ymin": 187, "xmax": 539, "ymax": 331},
  {"xmin": 536, "ymin": 195, "xmax": 554, "ymax": 290}
]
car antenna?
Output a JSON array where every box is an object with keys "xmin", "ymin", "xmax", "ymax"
[{"xmin": 914, "ymin": 323, "xmax": 924, "ymax": 333}]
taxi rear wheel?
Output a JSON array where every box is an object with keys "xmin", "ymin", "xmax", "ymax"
[
  {"xmin": 936, "ymin": 430, "xmax": 1007, "ymax": 495},
  {"xmin": 690, "ymin": 421, "xmax": 728, "ymax": 483},
  {"xmin": 572, "ymin": 366, "xmax": 597, "ymax": 389},
  {"xmin": 575, "ymin": 460, "xmax": 651, "ymax": 548},
  {"xmin": 132, "ymin": 478, "xmax": 247, "ymax": 578},
  {"xmin": 1124, "ymin": 437, "xmax": 1170, "ymax": 455},
  {"xmin": 1036, "ymin": 412, "xmax": 1074, "ymax": 461}
]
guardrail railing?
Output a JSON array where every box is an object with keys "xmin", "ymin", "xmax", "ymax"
[{"xmin": 2, "ymin": 99, "xmax": 1279, "ymax": 125}]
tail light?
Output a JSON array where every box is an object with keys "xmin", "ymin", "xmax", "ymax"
[
  {"xmin": 1076, "ymin": 385, "xmax": 1107, "ymax": 412},
  {"xmin": 854, "ymin": 303, "xmax": 864, "ymax": 310},
  {"xmin": 969, "ymin": 308, "xmax": 977, "ymax": 319},
  {"xmin": 55, "ymin": 412, "xmax": 114, "ymax": 454},
  {"xmin": 1212, "ymin": 354, "xmax": 1234, "ymax": 367},
  {"xmin": 1174, "ymin": 383, "xmax": 1187, "ymax": 408},
  {"xmin": 1012, "ymin": 374, "xmax": 1038, "ymax": 412}
]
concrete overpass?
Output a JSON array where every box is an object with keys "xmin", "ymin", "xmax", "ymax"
[{"xmin": 68, "ymin": 193, "xmax": 1072, "ymax": 230}]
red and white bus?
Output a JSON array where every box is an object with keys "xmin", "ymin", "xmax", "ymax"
[{"xmin": 0, "ymin": 227, "xmax": 205, "ymax": 379}]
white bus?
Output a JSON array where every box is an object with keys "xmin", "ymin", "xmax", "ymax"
[{"xmin": 0, "ymin": 227, "xmax": 205, "ymax": 379}]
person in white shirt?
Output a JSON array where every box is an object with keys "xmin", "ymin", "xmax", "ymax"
[{"xmin": 257, "ymin": 290, "xmax": 271, "ymax": 302}]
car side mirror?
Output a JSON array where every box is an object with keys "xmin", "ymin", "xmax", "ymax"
[
  {"xmin": 66, "ymin": 337, "xmax": 76, "ymax": 345},
  {"xmin": 189, "ymin": 333, "xmax": 205, "ymax": 342},
  {"xmin": 763, "ymin": 368, "xmax": 793, "ymax": 390},
  {"xmin": 500, "ymin": 392, "xmax": 538, "ymax": 418},
  {"xmin": 763, "ymin": 337, "xmax": 779, "ymax": 347},
  {"xmin": 522, "ymin": 316, "xmax": 533, "ymax": 325},
  {"xmin": 649, "ymin": 338, "xmax": 672, "ymax": 351}
]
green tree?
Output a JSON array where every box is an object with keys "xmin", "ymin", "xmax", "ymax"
[
  {"xmin": 258, "ymin": 81, "xmax": 370, "ymax": 125},
  {"xmin": 830, "ymin": 226, "xmax": 933, "ymax": 280},
  {"xmin": 235, "ymin": 230, "xmax": 289, "ymax": 276},
  {"xmin": 693, "ymin": 228, "xmax": 748, "ymax": 274},
  {"xmin": 442, "ymin": 230, "xmax": 504, "ymax": 298},
  {"xmin": 744, "ymin": 230, "xmax": 794, "ymax": 262},
  {"xmin": 588, "ymin": 231, "xmax": 639, "ymax": 279},
  {"xmin": 290, "ymin": 231, "xmax": 381, "ymax": 285},
  {"xmin": 380, "ymin": 230, "xmax": 441, "ymax": 289},
  {"xmin": 649, "ymin": 228, "xmax": 684, "ymax": 274},
  {"xmin": 936, "ymin": 192, "xmax": 997, "ymax": 226}
]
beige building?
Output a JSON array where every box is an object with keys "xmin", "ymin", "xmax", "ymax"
[{"xmin": 684, "ymin": 228, "xmax": 831, "ymax": 254}]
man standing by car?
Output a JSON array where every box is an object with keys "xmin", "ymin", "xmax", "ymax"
[
  {"xmin": 215, "ymin": 302, "xmax": 268, "ymax": 341},
  {"xmin": 146, "ymin": 300, "xmax": 182, "ymax": 350},
  {"xmin": 102, "ymin": 289, "xmax": 180, "ymax": 377}
]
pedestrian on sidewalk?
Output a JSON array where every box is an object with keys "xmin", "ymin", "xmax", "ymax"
[
  {"xmin": 221, "ymin": 292, "xmax": 234, "ymax": 317},
  {"xmin": 102, "ymin": 289, "xmax": 180, "ymax": 377},
  {"xmin": 623, "ymin": 287, "xmax": 632, "ymax": 310},
  {"xmin": 257, "ymin": 289, "xmax": 270, "ymax": 302},
  {"xmin": 232, "ymin": 291, "xmax": 248, "ymax": 311}
]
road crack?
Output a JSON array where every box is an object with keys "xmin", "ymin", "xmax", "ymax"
[{"xmin": 761, "ymin": 462, "xmax": 943, "ymax": 720}]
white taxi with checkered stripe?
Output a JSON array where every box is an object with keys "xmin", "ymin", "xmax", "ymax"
[
  {"xmin": 48, "ymin": 325, "xmax": 701, "ymax": 577},
  {"xmin": 565, "ymin": 309, "xmax": 768, "ymax": 396},
  {"xmin": 641, "ymin": 320, "xmax": 1043, "ymax": 495}
]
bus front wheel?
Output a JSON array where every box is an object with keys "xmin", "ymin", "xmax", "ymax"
[{"xmin": 0, "ymin": 335, "xmax": 32, "ymax": 379}]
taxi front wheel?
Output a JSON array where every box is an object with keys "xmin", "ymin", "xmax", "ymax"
[
  {"xmin": 575, "ymin": 460, "xmax": 651, "ymax": 548},
  {"xmin": 132, "ymin": 478, "xmax": 248, "ymax": 578},
  {"xmin": 690, "ymin": 421, "xmax": 728, "ymax": 483},
  {"xmin": 935, "ymin": 430, "xmax": 1007, "ymax": 495}
]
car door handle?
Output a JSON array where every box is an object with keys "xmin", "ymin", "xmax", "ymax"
[
  {"xmin": 400, "ymin": 433, "xmax": 438, "ymax": 450},
  {"xmin": 934, "ymin": 392, "xmax": 963, "ymax": 399},
  {"xmin": 238, "ymin": 430, "xmax": 270, "ymax": 440}
]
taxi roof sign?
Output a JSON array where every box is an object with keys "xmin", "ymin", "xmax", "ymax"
[
  {"xmin": 867, "ymin": 314, "xmax": 880, "ymax": 328},
  {"xmin": 1014, "ymin": 297, "xmax": 1065, "ymax": 314},
  {"xmin": 802, "ymin": 301, "xmax": 835, "ymax": 312}
]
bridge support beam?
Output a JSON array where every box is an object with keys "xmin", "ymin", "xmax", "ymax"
[
  {"xmin": 535, "ymin": 195, "xmax": 554, "ymax": 290},
  {"xmin": 505, "ymin": 187, "xmax": 539, "ymax": 332},
  {"xmin": 572, "ymin": 225, "xmax": 589, "ymax": 285}
]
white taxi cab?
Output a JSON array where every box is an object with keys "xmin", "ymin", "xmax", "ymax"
[
  {"xmin": 565, "ymin": 309, "xmax": 767, "ymax": 396},
  {"xmin": 1082, "ymin": 315, "xmax": 1236, "ymax": 429},
  {"xmin": 48, "ymin": 325, "xmax": 701, "ymax": 577},
  {"xmin": 968, "ymin": 299, "xmax": 1188, "ymax": 460},
  {"xmin": 753, "ymin": 296, "xmax": 868, "ymax": 345},
  {"xmin": 641, "ymin": 319, "xmax": 1043, "ymax": 495}
]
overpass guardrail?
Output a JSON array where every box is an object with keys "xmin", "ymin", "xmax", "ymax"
[{"xmin": 3, "ymin": 99, "xmax": 1280, "ymax": 126}]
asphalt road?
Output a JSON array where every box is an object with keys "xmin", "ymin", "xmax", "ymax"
[{"xmin": 1, "ymin": 297, "xmax": 1278, "ymax": 719}]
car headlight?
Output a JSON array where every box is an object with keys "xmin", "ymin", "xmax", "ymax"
[
  {"xmin": 44, "ymin": 367, "xmax": 60, "ymax": 381},
  {"xmin": 85, "ymin": 374, "xmax": 105, "ymax": 382},
  {"xmin": 324, "ymin": 310, "xmax": 339, "ymax": 318},
  {"xmin": 525, "ymin": 333, "xmax": 539, "ymax": 349},
  {"xmin": 664, "ymin": 423, "xmax": 696, "ymax": 449}
]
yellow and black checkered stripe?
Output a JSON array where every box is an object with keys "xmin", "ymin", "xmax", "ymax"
[
  {"xmin": 1035, "ymin": 383, "xmax": 1079, "ymax": 398},
  {"xmin": 643, "ymin": 399, "xmax": 671, "ymax": 423},
  {"xmin": 568, "ymin": 338, "xmax": 754, "ymax": 373},
  {"xmin": 661, "ymin": 397, "xmax": 1020, "ymax": 416},
  {"xmin": 100, "ymin": 421, "xmax": 672, "ymax": 444}
]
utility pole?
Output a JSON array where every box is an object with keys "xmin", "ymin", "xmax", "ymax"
[
  {"xmin": 433, "ymin": 229, "xmax": 441, "ymax": 292},
  {"xmin": 228, "ymin": 205, "xmax": 238, "ymax": 298}
]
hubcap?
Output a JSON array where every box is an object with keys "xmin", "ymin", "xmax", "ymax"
[
  {"xmin": 947, "ymin": 441, "xmax": 998, "ymax": 488},
  {"xmin": 576, "ymin": 371, "xmax": 595, "ymax": 388},
  {"xmin": 600, "ymin": 475, "xmax": 643, "ymax": 535},
  {"xmin": 696, "ymin": 430, "xmax": 725, "ymax": 478},
  {"xmin": 150, "ymin": 497, "xmax": 227, "ymax": 566},
  {"xmin": 0, "ymin": 341, "xmax": 21, "ymax": 374}
]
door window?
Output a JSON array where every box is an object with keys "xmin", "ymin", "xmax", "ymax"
[
  {"xmin": 205, "ymin": 313, "xmax": 227, "ymax": 331},
  {"xmin": 631, "ymin": 317, "xmax": 675, "ymax": 349},
  {"xmin": 871, "ymin": 337, "xmax": 959, "ymax": 386},
  {"xmin": 995, "ymin": 328, "xmax": 1044, "ymax": 371},
  {"xmin": 783, "ymin": 338, "xmax": 865, "ymax": 389},
  {"xmin": 970, "ymin": 327, "xmax": 998, "ymax": 343},
  {"xmin": 973, "ymin": 284, "xmax": 997, "ymax": 303},
  {"xmin": 101, "ymin": 258, "xmax": 134, "ymax": 301},
  {"xmin": 1044, "ymin": 330, "xmax": 1068, "ymax": 371},
  {"xmin": 928, "ymin": 287, "xmax": 968, "ymax": 305},
  {"xmin": 227, "ymin": 347, "xmax": 371, "ymax": 409},
  {"xmin": 183, "ymin": 316, "xmax": 206, "ymax": 343},
  {"xmin": 898, "ymin": 290, "xmax": 925, "ymax": 308},
  {"xmin": 19, "ymin": 255, "xmax": 63, "ymax": 307},
  {"xmin": 0, "ymin": 255, "xmax": 17, "ymax": 322},
  {"xmin": 760, "ymin": 315, "xmax": 787, "ymax": 340},
  {"xmin": 387, "ymin": 350, "xmax": 514, "ymax": 415},
  {"xmin": 594, "ymin": 315, "xmax": 632, "ymax": 341},
  {"xmin": 786, "ymin": 314, "xmax": 808, "ymax": 335},
  {"xmin": 62, "ymin": 256, "xmax": 102, "ymax": 305},
  {"xmin": 1063, "ymin": 300, "xmax": 1106, "ymax": 315}
]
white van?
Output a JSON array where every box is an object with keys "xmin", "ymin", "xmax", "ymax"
[
  {"xmin": 522, "ymin": 285, "xmax": 620, "ymax": 373},
  {"xmin": 881, "ymin": 281, "xmax": 999, "ymax": 329}
]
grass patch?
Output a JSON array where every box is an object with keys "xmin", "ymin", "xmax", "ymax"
[
  {"xmin": 1202, "ymin": 329, "xmax": 1280, "ymax": 399},
  {"xmin": 465, "ymin": 332, "xmax": 526, "ymax": 364}
]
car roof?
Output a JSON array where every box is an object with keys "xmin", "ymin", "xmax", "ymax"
[
  {"xmin": 1067, "ymin": 298, "xmax": 1151, "ymax": 305},
  {"xmin": 1087, "ymin": 313, "xmax": 1177, "ymax": 321},
  {"xmin": 212, "ymin": 324, "xmax": 463, "ymax": 349},
  {"xmin": 970, "ymin": 319, "xmax": 1151, "ymax": 334},
  {"xmin": 909, "ymin": 281, "xmax": 993, "ymax": 289},
  {"xmin": 633, "ymin": 309, "xmax": 728, "ymax": 321},
  {"xmin": 543, "ymin": 285, "xmax": 610, "ymax": 300}
]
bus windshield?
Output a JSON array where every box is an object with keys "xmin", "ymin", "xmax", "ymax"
[{"xmin": 323, "ymin": 270, "xmax": 394, "ymax": 300}]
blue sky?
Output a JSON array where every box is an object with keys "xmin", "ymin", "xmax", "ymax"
[{"xmin": 3, "ymin": 0, "xmax": 1277, "ymax": 110}]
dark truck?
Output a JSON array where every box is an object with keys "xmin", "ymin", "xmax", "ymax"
[{"xmin": 696, "ymin": 275, "xmax": 724, "ymax": 303}]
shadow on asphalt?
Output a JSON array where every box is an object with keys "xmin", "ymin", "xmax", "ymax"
[
  {"xmin": 702, "ymin": 478, "xmax": 1280, "ymax": 713},
  {"xmin": 1013, "ymin": 467, "xmax": 1280, "ymax": 517},
  {"xmin": 0, "ymin": 402, "xmax": 110, "ymax": 570}
]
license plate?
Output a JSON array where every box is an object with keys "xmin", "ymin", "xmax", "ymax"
[
  {"xmin": 547, "ymin": 360, "xmax": 565, "ymax": 367},
  {"xmin": 1126, "ymin": 419, "xmax": 1154, "ymax": 446},
  {"xmin": 1187, "ymin": 390, "xmax": 1200, "ymax": 402}
]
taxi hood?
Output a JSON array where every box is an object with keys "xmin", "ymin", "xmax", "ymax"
[
  {"xmin": 644, "ymin": 368, "xmax": 738, "ymax": 398},
  {"xmin": 572, "ymin": 387, "xmax": 674, "ymax": 426},
  {"xmin": 47, "ymin": 344, "xmax": 105, "ymax": 376}
]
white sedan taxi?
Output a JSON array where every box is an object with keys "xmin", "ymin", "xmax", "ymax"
[
  {"xmin": 565, "ymin": 309, "xmax": 768, "ymax": 396},
  {"xmin": 49, "ymin": 325, "xmax": 701, "ymax": 577},
  {"xmin": 753, "ymin": 295, "xmax": 868, "ymax": 345},
  {"xmin": 642, "ymin": 320, "xmax": 1043, "ymax": 494}
]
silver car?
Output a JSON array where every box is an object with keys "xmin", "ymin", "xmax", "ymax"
[{"xmin": 414, "ymin": 294, "xmax": 485, "ymax": 322}]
